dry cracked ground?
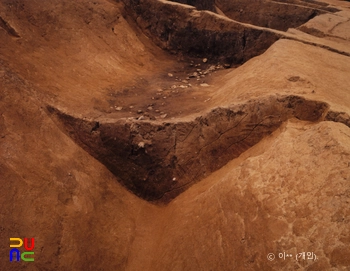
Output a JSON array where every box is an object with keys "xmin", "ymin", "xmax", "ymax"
[{"xmin": 1, "ymin": 0, "xmax": 350, "ymax": 270}]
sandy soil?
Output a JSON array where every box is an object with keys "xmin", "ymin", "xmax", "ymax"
[{"xmin": 0, "ymin": 0, "xmax": 349, "ymax": 270}]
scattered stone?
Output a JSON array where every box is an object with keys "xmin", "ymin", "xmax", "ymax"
[
  {"xmin": 200, "ymin": 83, "xmax": 210, "ymax": 87},
  {"xmin": 190, "ymin": 72, "xmax": 198, "ymax": 78},
  {"xmin": 138, "ymin": 142, "xmax": 145, "ymax": 148},
  {"xmin": 115, "ymin": 106, "xmax": 123, "ymax": 111},
  {"xmin": 224, "ymin": 63, "xmax": 231, "ymax": 69},
  {"xmin": 288, "ymin": 76, "xmax": 300, "ymax": 82},
  {"xmin": 171, "ymin": 85, "xmax": 177, "ymax": 89},
  {"xmin": 179, "ymin": 85, "xmax": 187, "ymax": 88},
  {"xmin": 168, "ymin": 73, "xmax": 173, "ymax": 77},
  {"xmin": 163, "ymin": 96, "xmax": 167, "ymax": 99},
  {"xmin": 147, "ymin": 106, "xmax": 153, "ymax": 111},
  {"xmin": 200, "ymin": 75, "xmax": 205, "ymax": 78},
  {"xmin": 129, "ymin": 105, "xmax": 134, "ymax": 109},
  {"xmin": 155, "ymin": 109, "xmax": 160, "ymax": 113},
  {"xmin": 160, "ymin": 114, "xmax": 167, "ymax": 119},
  {"xmin": 208, "ymin": 65, "xmax": 216, "ymax": 71},
  {"xmin": 138, "ymin": 116, "xmax": 145, "ymax": 120},
  {"xmin": 202, "ymin": 58, "xmax": 208, "ymax": 63},
  {"xmin": 137, "ymin": 110, "xmax": 143, "ymax": 114},
  {"xmin": 182, "ymin": 80, "xmax": 188, "ymax": 84}
]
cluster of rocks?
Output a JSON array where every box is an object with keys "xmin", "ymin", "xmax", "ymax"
[
  {"xmin": 134, "ymin": 60, "xmax": 232, "ymax": 120},
  {"xmin": 109, "ymin": 103, "xmax": 168, "ymax": 120},
  {"xmin": 132, "ymin": 104, "xmax": 169, "ymax": 121},
  {"xmin": 110, "ymin": 59, "xmax": 232, "ymax": 120},
  {"xmin": 166, "ymin": 59, "xmax": 230, "ymax": 90}
]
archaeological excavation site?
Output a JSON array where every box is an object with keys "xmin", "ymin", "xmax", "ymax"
[{"xmin": 1, "ymin": 0, "xmax": 350, "ymax": 270}]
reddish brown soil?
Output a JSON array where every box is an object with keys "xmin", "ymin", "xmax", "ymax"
[{"xmin": 1, "ymin": 0, "xmax": 350, "ymax": 270}]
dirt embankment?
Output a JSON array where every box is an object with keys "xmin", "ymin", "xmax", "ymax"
[
  {"xmin": 215, "ymin": 0, "xmax": 338, "ymax": 31},
  {"xmin": 122, "ymin": 0, "xmax": 281, "ymax": 65}
]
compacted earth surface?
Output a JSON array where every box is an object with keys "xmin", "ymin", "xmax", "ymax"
[{"xmin": 1, "ymin": 0, "xmax": 350, "ymax": 270}]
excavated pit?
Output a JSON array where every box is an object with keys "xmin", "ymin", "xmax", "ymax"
[
  {"xmin": 1, "ymin": 0, "xmax": 350, "ymax": 269},
  {"xmin": 121, "ymin": 0, "xmax": 339, "ymax": 66},
  {"xmin": 48, "ymin": 95, "xmax": 333, "ymax": 203},
  {"xmin": 8, "ymin": 0, "xmax": 346, "ymax": 205},
  {"xmin": 39, "ymin": 0, "xmax": 348, "ymax": 204},
  {"xmin": 121, "ymin": 0, "xmax": 281, "ymax": 65}
]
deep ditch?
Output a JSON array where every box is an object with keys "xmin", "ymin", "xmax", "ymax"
[
  {"xmin": 120, "ymin": 0, "xmax": 339, "ymax": 65},
  {"xmin": 47, "ymin": 95, "xmax": 350, "ymax": 204}
]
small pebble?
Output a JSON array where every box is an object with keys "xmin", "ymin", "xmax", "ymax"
[{"xmin": 138, "ymin": 142, "xmax": 145, "ymax": 148}]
